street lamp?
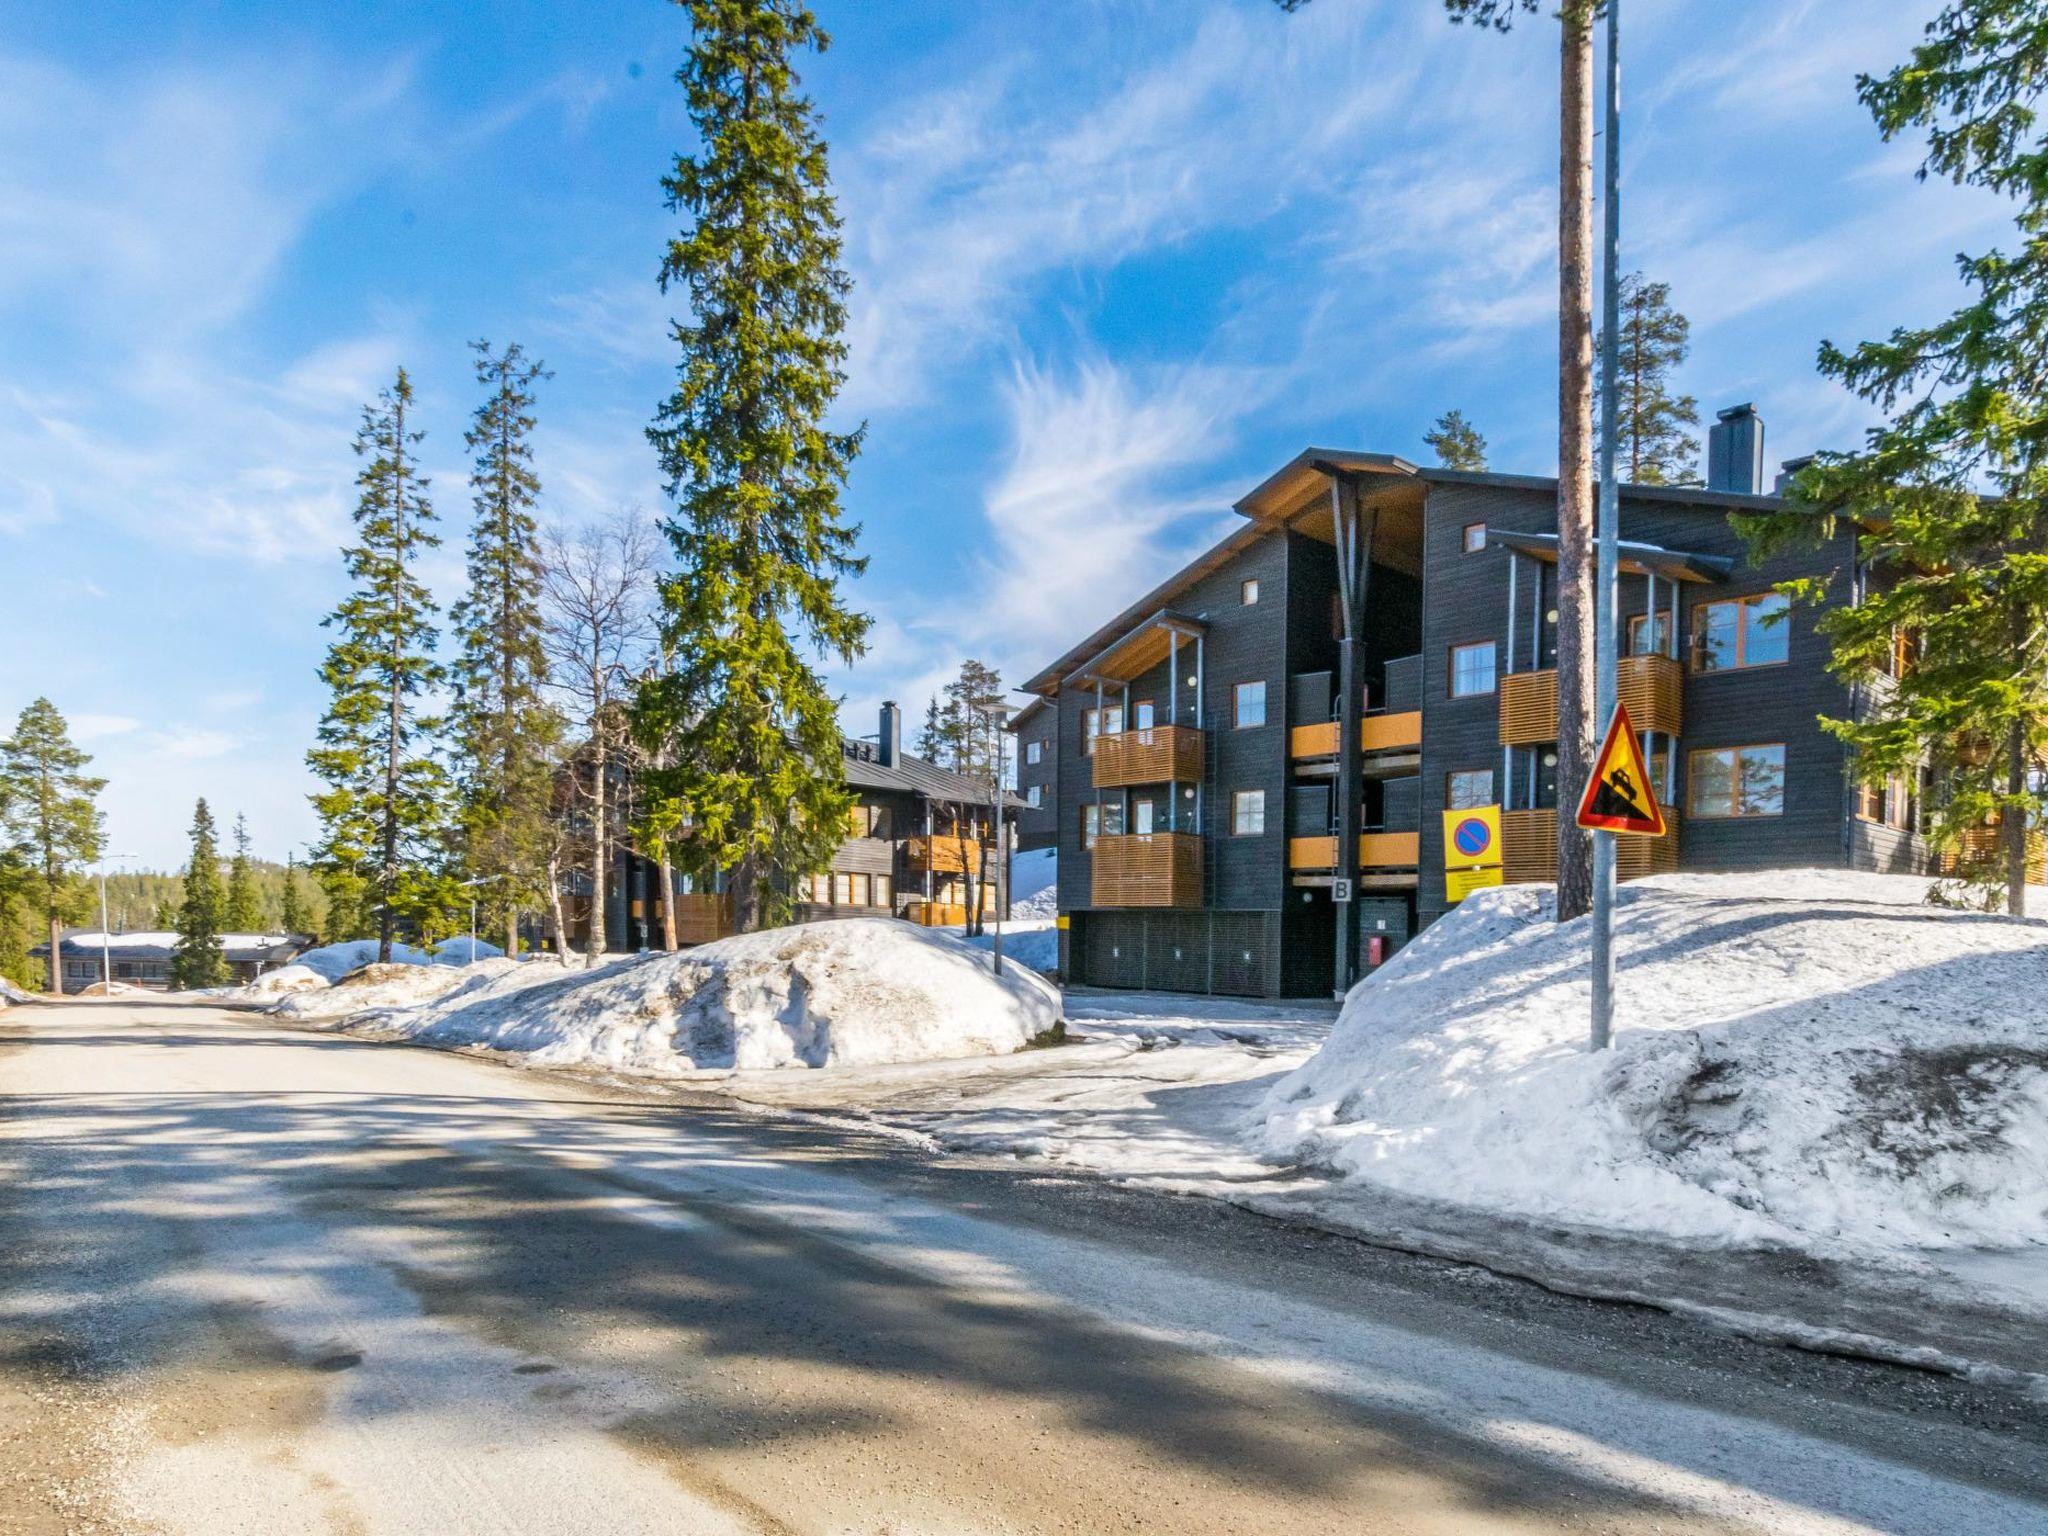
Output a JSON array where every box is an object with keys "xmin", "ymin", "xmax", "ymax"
[
  {"xmin": 969, "ymin": 697, "xmax": 1013, "ymax": 976},
  {"xmin": 457, "ymin": 875, "xmax": 505, "ymax": 962},
  {"xmin": 97, "ymin": 851, "xmax": 138, "ymax": 993}
]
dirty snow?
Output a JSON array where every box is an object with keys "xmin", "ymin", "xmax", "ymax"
[
  {"xmin": 274, "ymin": 959, "xmax": 523, "ymax": 1020},
  {"xmin": 223, "ymin": 964, "xmax": 329, "ymax": 1002},
  {"xmin": 1254, "ymin": 873, "xmax": 2048, "ymax": 1258},
  {"xmin": 292, "ymin": 939, "xmax": 441, "ymax": 981},
  {"xmin": 330, "ymin": 919, "xmax": 1062, "ymax": 1073},
  {"xmin": 431, "ymin": 936, "xmax": 506, "ymax": 965},
  {"xmin": 0, "ymin": 976, "xmax": 34, "ymax": 1008}
]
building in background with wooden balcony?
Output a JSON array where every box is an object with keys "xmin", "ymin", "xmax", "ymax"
[{"xmin": 1015, "ymin": 404, "xmax": 1954, "ymax": 1001}]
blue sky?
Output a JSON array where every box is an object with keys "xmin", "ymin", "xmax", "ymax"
[{"xmin": 0, "ymin": 0, "xmax": 2012, "ymax": 867}]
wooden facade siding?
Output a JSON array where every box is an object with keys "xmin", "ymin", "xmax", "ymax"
[
  {"xmin": 1938, "ymin": 824, "xmax": 2048, "ymax": 884},
  {"xmin": 1499, "ymin": 807, "xmax": 1680, "ymax": 884},
  {"xmin": 1287, "ymin": 833, "xmax": 1421, "ymax": 871},
  {"xmin": 1091, "ymin": 832, "xmax": 1204, "ymax": 909},
  {"xmin": 907, "ymin": 901, "xmax": 972, "ymax": 927},
  {"xmin": 1288, "ymin": 711, "xmax": 1423, "ymax": 760},
  {"xmin": 1092, "ymin": 724, "xmax": 1206, "ymax": 788},
  {"xmin": 1498, "ymin": 653, "xmax": 1682, "ymax": 746},
  {"xmin": 670, "ymin": 892, "xmax": 735, "ymax": 946}
]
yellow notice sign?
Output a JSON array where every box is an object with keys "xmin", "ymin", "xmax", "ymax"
[
  {"xmin": 1443, "ymin": 803, "xmax": 1504, "ymax": 904},
  {"xmin": 1055, "ymin": 914, "xmax": 1070, "ymax": 931}
]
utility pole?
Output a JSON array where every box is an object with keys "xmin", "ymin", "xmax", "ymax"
[
  {"xmin": 973, "ymin": 698, "xmax": 1011, "ymax": 975},
  {"xmin": 97, "ymin": 851, "xmax": 135, "ymax": 993},
  {"xmin": 1590, "ymin": 0, "xmax": 1622, "ymax": 1051}
]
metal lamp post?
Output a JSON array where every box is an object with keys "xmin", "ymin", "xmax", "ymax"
[
  {"xmin": 1590, "ymin": 0, "xmax": 1623, "ymax": 1051},
  {"xmin": 971, "ymin": 698, "xmax": 1012, "ymax": 976},
  {"xmin": 97, "ymin": 851, "xmax": 137, "ymax": 993}
]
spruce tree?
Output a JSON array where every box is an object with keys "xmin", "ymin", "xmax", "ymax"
[
  {"xmin": 223, "ymin": 812, "xmax": 261, "ymax": 933},
  {"xmin": 1423, "ymin": 410, "xmax": 1488, "ymax": 471},
  {"xmin": 638, "ymin": 0, "xmax": 871, "ymax": 933},
  {"xmin": 0, "ymin": 699, "xmax": 105, "ymax": 993},
  {"xmin": 0, "ymin": 776, "xmax": 33, "ymax": 989},
  {"xmin": 308, "ymin": 369, "xmax": 454, "ymax": 961},
  {"xmin": 279, "ymin": 852, "xmax": 307, "ymax": 937},
  {"xmin": 1739, "ymin": 3, "xmax": 2048, "ymax": 915},
  {"xmin": 915, "ymin": 697, "xmax": 944, "ymax": 761},
  {"xmin": 1598, "ymin": 273, "xmax": 1700, "ymax": 485},
  {"xmin": 171, "ymin": 800, "xmax": 229, "ymax": 990},
  {"xmin": 450, "ymin": 340, "xmax": 561, "ymax": 955}
]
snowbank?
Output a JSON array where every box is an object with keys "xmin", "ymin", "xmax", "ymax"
[
  {"xmin": 1255, "ymin": 872, "xmax": 2048, "ymax": 1257},
  {"xmin": 225, "ymin": 964, "xmax": 329, "ymax": 1002},
  {"xmin": 431, "ymin": 936, "xmax": 505, "ymax": 965},
  {"xmin": 275, "ymin": 958, "xmax": 520, "ymax": 1020},
  {"xmin": 1009, "ymin": 848, "xmax": 1056, "ymax": 917},
  {"xmin": 0, "ymin": 977, "xmax": 34, "ymax": 1009},
  {"xmin": 963, "ymin": 919, "xmax": 1058, "ymax": 975},
  {"xmin": 344, "ymin": 919, "xmax": 1061, "ymax": 1074},
  {"xmin": 293, "ymin": 939, "xmax": 440, "ymax": 981}
]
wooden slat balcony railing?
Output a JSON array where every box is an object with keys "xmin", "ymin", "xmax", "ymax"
[
  {"xmin": 1285, "ymin": 832, "xmax": 1422, "ymax": 871},
  {"xmin": 906, "ymin": 901, "xmax": 971, "ymax": 927},
  {"xmin": 1938, "ymin": 823, "xmax": 2048, "ymax": 884},
  {"xmin": 670, "ymin": 892, "xmax": 735, "ymax": 946},
  {"xmin": 1090, "ymin": 831, "xmax": 1204, "ymax": 908},
  {"xmin": 1288, "ymin": 712, "xmax": 1424, "ymax": 761},
  {"xmin": 1499, "ymin": 807, "xmax": 1681, "ymax": 884},
  {"xmin": 1499, "ymin": 653, "xmax": 1685, "ymax": 746},
  {"xmin": 905, "ymin": 835, "xmax": 983, "ymax": 874},
  {"xmin": 1092, "ymin": 725, "xmax": 1206, "ymax": 789}
]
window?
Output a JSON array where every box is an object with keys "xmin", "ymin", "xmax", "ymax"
[
  {"xmin": 1627, "ymin": 612, "xmax": 1672, "ymax": 657},
  {"xmin": 1082, "ymin": 708, "xmax": 1099, "ymax": 755},
  {"xmin": 1134, "ymin": 800, "xmax": 1155, "ymax": 835},
  {"xmin": 1241, "ymin": 578, "xmax": 1261, "ymax": 605},
  {"xmin": 873, "ymin": 874, "xmax": 892, "ymax": 909},
  {"xmin": 1462, "ymin": 522, "xmax": 1487, "ymax": 554},
  {"xmin": 810, "ymin": 873, "xmax": 832, "ymax": 905},
  {"xmin": 1446, "ymin": 769, "xmax": 1495, "ymax": 811},
  {"xmin": 1449, "ymin": 640, "xmax": 1497, "ymax": 698},
  {"xmin": 1857, "ymin": 772, "xmax": 1918, "ymax": 830},
  {"xmin": 870, "ymin": 805, "xmax": 892, "ymax": 839},
  {"xmin": 1693, "ymin": 593, "xmax": 1791, "ymax": 672},
  {"xmin": 1026, "ymin": 785, "xmax": 1043, "ymax": 808},
  {"xmin": 834, "ymin": 872, "xmax": 859, "ymax": 906},
  {"xmin": 1232, "ymin": 789, "xmax": 1266, "ymax": 836},
  {"xmin": 1025, "ymin": 740, "xmax": 1042, "ymax": 766},
  {"xmin": 1082, "ymin": 804, "xmax": 1100, "ymax": 849},
  {"xmin": 1132, "ymin": 698, "xmax": 1156, "ymax": 731},
  {"xmin": 1687, "ymin": 744, "xmax": 1786, "ymax": 819},
  {"xmin": 1101, "ymin": 800, "xmax": 1127, "ymax": 836},
  {"xmin": 1233, "ymin": 680, "xmax": 1267, "ymax": 729}
]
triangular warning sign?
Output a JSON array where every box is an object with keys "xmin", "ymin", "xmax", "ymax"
[{"xmin": 1576, "ymin": 703, "xmax": 1668, "ymax": 837}]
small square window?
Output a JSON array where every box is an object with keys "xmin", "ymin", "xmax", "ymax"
[
  {"xmin": 1446, "ymin": 769, "xmax": 1494, "ymax": 811},
  {"xmin": 1449, "ymin": 641, "xmax": 1497, "ymax": 698},
  {"xmin": 1025, "ymin": 740, "xmax": 1042, "ymax": 766},
  {"xmin": 1232, "ymin": 789, "xmax": 1266, "ymax": 836},
  {"xmin": 1026, "ymin": 785, "xmax": 1043, "ymax": 808},
  {"xmin": 1241, "ymin": 578, "xmax": 1261, "ymax": 605},
  {"xmin": 1462, "ymin": 522, "xmax": 1487, "ymax": 554},
  {"xmin": 1233, "ymin": 680, "xmax": 1267, "ymax": 729}
]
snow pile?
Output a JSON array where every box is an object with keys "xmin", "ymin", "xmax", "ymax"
[
  {"xmin": 1256, "ymin": 872, "xmax": 2048, "ymax": 1257},
  {"xmin": 963, "ymin": 919, "xmax": 1058, "ymax": 975},
  {"xmin": 1009, "ymin": 848, "xmax": 1057, "ymax": 918},
  {"xmin": 226, "ymin": 964, "xmax": 330, "ymax": 1001},
  {"xmin": 275, "ymin": 958, "xmax": 520, "ymax": 1020},
  {"xmin": 293, "ymin": 939, "xmax": 440, "ymax": 981},
  {"xmin": 0, "ymin": 976, "xmax": 34, "ymax": 1009},
  {"xmin": 347, "ymin": 919, "xmax": 1061, "ymax": 1074},
  {"xmin": 431, "ymin": 936, "xmax": 505, "ymax": 965}
]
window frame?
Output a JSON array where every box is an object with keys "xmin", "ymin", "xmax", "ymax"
[
  {"xmin": 1025, "ymin": 740, "xmax": 1042, "ymax": 766},
  {"xmin": 1691, "ymin": 592, "xmax": 1792, "ymax": 674},
  {"xmin": 1448, "ymin": 640, "xmax": 1498, "ymax": 699},
  {"xmin": 1240, "ymin": 577, "xmax": 1261, "ymax": 606},
  {"xmin": 1231, "ymin": 788, "xmax": 1267, "ymax": 837},
  {"xmin": 1233, "ymin": 679, "xmax": 1268, "ymax": 731},
  {"xmin": 1082, "ymin": 803, "xmax": 1100, "ymax": 849},
  {"xmin": 1446, "ymin": 769, "xmax": 1495, "ymax": 812},
  {"xmin": 1686, "ymin": 742, "xmax": 1787, "ymax": 821},
  {"xmin": 1131, "ymin": 697, "xmax": 1156, "ymax": 731},
  {"xmin": 1461, "ymin": 522, "xmax": 1487, "ymax": 555}
]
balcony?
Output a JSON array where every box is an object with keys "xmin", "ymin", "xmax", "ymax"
[
  {"xmin": 905, "ymin": 834, "xmax": 985, "ymax": 874},
  {"xmin": 1938, "ymin": 823, "xmax": 2048, "ymax": 884},
  {"xmin": 1286, "ymin": 832, "xmax": 1422, "ymax": 871},
  {"xmin": 1090, "ymin": 832, "xmax": 1203, "ymax": 908},
  {"xmin": 670, "ymin": 892, "xmax": 734, "ymax": 946},
  {"xmin": 1498, "ymin": 652, "xmax": 1684, "ymax": 746},
  {"xmin": 1289, "ymin": 712, "xmax": 1422, "ymax": 761},
  {"xmin": 1499, "ymin": 808, "xmax": 1681, "ymax": 884},
  {"xmin": 1092, "ymin": 724, "xmax": 1205, "ymax": 789}
]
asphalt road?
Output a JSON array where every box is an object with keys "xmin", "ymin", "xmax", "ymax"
[{"xmin": 3, "ymin": 996, "xmax": 2045, "ymax": 1536}]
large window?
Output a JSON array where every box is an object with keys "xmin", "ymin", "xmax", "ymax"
[
  {"xmin": 873, "ymin": 874, "xmax": 892, "ymax": 909},
  {"xmin": 1688, "ymin": 744, "xmax": 1786, "ymax": 819},
  {"xmin": 1082, "ymin": 803, "xmax": 1100, "ymax": 848},
  {"xmin": 1449, "ymin": 640, "xmax": 1497, "ymax": 698},
  {"xmin": 1232, "ymin": 789, "xmax": 1266, "ymax": 836},
  {"xmin": 1627, "ymin": 612, "xmax": 1672, "ymax": 657},
  {"xmin": 1694, "ymin": 593, "xmax": 1790, "ymax": 672},
  {"xmin": 1101, "ymin": 800, "xmax": 1126, "ymax": 836},
  {"xmin": 1446, "ymin": 769, "xmax": 1495, "ymax": 811},
  {"xmin": 1233, "ymin": 680, "xmax": 1267, "ymax": 729},
  {"xmin": 834, "ymin": 872, "xmax": 859, "ymax": 906}
]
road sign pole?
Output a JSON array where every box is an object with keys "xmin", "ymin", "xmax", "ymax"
[{"xmin": 1591, "ymin": 0, "xmax": 1623, "ymax": 1052}]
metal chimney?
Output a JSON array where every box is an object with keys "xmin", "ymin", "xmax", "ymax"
[
  {"xmin": 1707, "ymin": 404, "xmax": 1766, "ymax": 495},
  {"xmin": 878, "ymin": 700, "xmax": 901, "ymax": 766}
]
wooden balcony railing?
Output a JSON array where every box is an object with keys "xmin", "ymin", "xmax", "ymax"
[
  {"xmin": 1090, "ymin": 832, "xmax": 1203, "ymax": 908},
  {"xmin": 906, "ymin": 901, "xmax": 971, "ymax": 927},
  {"xmin": 1500, "ymin": 808, "xmax": 1681, "ymax": 884},
  {"xmin": 1499, "ymin": 653, "xmax": 1684, "ymax": 745},
  {"xmin": 670, "ymin": 892, "xmax": 735, "ymax": 946},
  {"xmin": 906, "ymin": 835, "xmax": 985, "ymax": 874},
  {"xmin": 1286, "ymin": 832, "xmax": 1422, "ymax": 871},
  {"xmin": 1938, "ymin": 823, "xmax": 2048, "ymax": 884},
  {"xmin": 1288, "ymin": 711, "xmax": 1423, "ymax": 761},
  {"xmin": 1092, "ymin": 725, "xmax": 1206, "ymax": 789}
]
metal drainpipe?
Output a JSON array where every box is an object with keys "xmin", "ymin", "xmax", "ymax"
[{"xmin": 1505, "ymin": 551, "xmax": 1519, "ymax": 808}]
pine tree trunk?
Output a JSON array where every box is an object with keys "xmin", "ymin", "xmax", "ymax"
[
  {"xmin": 658, "ymin": 842, "xmax": 679, "ymax": 952},
  {"xmin": 2007, "ymin": 719, "xmax": 2028, "ymax": 918},
  {"xmin": 587, "ymin": 744, "xmax": 608, "ymax": 967},
  {"xmin": 505, "ymin": 905, "xmax": 519, "ymax": 960},
  {"xmin": 546, "ymin": 847, "xmax": 569, "ymax": 960},
  {"xmin": 734, "ymin": 848, "xmax": 765, "ymax": 934},
  {"xmin": 1553, "ymin": 3, "xmax": 1598, "ymax": 924},
  {"xmin": 46, "ymin": 914, "xmax": 61, "ymax": 996}
]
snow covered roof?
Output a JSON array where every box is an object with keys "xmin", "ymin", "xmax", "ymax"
[
  {"xmin": 840, "ymin": 742, "xmax": 1027, "ymax": 810},
  {"xmin": 38, "ymin": 931, "xmax": 312, "ymax": 963}
]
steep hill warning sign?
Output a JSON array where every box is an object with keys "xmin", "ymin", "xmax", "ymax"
[{"xmin": 1576, "ymin": 703, "xmax": 1668, "ymax": 837}]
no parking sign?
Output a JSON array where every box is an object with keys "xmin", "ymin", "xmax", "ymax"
[{"xmin": 1442, "ymin": 804, "xmax": 1504, "ymax": 903}]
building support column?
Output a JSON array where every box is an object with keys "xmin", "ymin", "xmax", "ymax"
[{"xmin": 1330, "ymin": 470, "xmax": 1376, "ymax": 998}]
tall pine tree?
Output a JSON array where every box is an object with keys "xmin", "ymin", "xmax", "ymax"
[
  {"xmin": 1597, "ymin": 273, "xmax": 1700, "ymax": 485},
  {"xmin": 171, "ymin": 800, "xmax": 229, "ymax": 991},
  {"xmin": 308, "ymin": 369, "xmax": 454, "ymax": 961},
  {"xmin": 0, "ymin": 763, "xmax": 34, "ymax": 990},
  {"xmin": 1739, "ymin": 3, "xmax": 2048, "ymax": 915},
  {"xmin": 450, "ymin": 340, "xmax": 561, "ymax": 956},
  {"xmin": 0, "ymin": 699, "xmax": 104, "ymax": 993},
  {"xmin": 223, "ymin": 812, "xmax": 261, "ymax": 933},
  {"xmin": 1423, "ymin": 410, "xmax": 1488, "ymax": 471},
  {"xmin": 638, "ymin": 0, "xmax": 871, "ymax": 933}
]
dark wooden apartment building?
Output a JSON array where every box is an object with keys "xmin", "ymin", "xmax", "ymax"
[{"xmin": 1021, "ymin": 405, "xmax": 1953, "ymax": 1000}]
